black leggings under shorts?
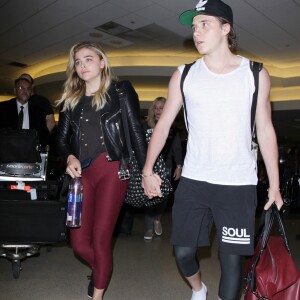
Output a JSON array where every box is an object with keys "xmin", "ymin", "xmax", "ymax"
[{"xmin": 171, "ymin": 177, "xmax": 257, "ymax": 256}]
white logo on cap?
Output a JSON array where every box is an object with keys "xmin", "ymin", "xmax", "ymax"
[{"xmin": 196, "ymin": 0, "xmax": 208, "ymax": 11}]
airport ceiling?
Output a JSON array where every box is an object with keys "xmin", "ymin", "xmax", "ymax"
[{"xmin": 0, "ymin": 0, "xmax": 300, "ymax": 145}]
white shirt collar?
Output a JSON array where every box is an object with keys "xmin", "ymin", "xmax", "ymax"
[{"xmin": 16, "ymin": 100, "xmax": 29, "ymax": 110}]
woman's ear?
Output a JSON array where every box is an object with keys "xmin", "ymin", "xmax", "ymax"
[{"xmin": 100, "ymin": 58, "xmax": 105, "ymax": 69}]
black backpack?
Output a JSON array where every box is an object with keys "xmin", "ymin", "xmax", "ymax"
[{"xmin": 180, "ymin": 60, "xmax": 263, "ymax": 134}]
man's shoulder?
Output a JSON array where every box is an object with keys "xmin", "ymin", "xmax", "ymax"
[
  {"xmin": 3, "ymin": 97, "xmax": 16, "ymax": 103},
  {"xmin": 178, "ymin": 58, "xmax": 200, "ymax": 70},
  {"xmin": 29, "ymin": 94, "xmax": 54, "ymax": 114},
  {"xmin": 0, "ymin": 99, "xmax": 17, "ymax": 123},
  {"xmin": 0, "ymin": 98, "xmax": 16, "ymax": 108},
  {"xmin": 30, "ymin": 93, "xmax": 50, "ymax": 104}
]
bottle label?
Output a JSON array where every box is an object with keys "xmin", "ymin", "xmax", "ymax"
[
  {"xmin": 66, "ymin": 191, "xmax": 82, "ymax": 227},
  {"xmin": 68, "ymin": 192, "xmax": 82, "ymax": 203}
]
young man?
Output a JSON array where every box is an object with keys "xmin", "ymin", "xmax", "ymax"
[{"xmin": 142, "ymin": 0, "xmax": 283, "ymax": 299}]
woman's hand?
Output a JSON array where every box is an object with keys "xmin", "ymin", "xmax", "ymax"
[
  {"xmin": 142, "ymin": 173, "xmax": 162, "ymax": 198},
  {"xmin": 264, "ymin": 188, "xmax": 283, "ymax": 211},
  {"xmin": 66, "ymin": 155, "xmax": 82, "ymax": 178},
  {"xmin": 173, "ymin": 165, "xmax": 182, "ymax": 181}
]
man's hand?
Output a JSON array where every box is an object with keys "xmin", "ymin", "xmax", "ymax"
[
  {"xmin": 264, "ymin": 188, "xmax": 283, "ymax": 210},
  {"xmin": 173, "ymin": 166, "xmax": 182, "ymax": 181}
]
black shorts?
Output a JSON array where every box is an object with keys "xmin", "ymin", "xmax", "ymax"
[{"xmin": 171, "ymin": 177, "xmax": 257, "ymax": 256}]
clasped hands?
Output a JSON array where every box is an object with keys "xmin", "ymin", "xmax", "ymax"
[{"xmin": 141, "ymin": 173, "xmax": 162, "ymax": 199}]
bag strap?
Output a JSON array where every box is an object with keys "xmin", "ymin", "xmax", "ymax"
[
  {"xmin": 261, "ymin": 205, "xmax": 290, "ymax": 251},
  {"xmin": 180, "ymin": 61, "xmax": 196, "ymax": 132},
  {"xmin": 250, "ymin": 60, "xmax": 263, "ymax": 135},
  {"xmin": 116, "ymin": 82, "xmax": 131, "ymax": 180},
  {"xmin": 248, "ymin": 205, "xmax": 291, "ymax": 298},
  {"xmin": 117, "ymin": 84, "xmax": 132, "ymax": 154}
]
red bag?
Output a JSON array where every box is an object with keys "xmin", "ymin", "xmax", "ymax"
[{"xmin": 243, "ymin": 205, "xmax": 300, "ymax": 299}]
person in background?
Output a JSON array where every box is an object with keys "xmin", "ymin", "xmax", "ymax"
[
  {"xmin": 141, "ymin": 1, "xmax": 283, "ymax": 299},
  {"xmin": 284, "ymin": 147, "xmax": 300, "ymax": 240},
  {"xmin": 19, "ymin": 73, "xmax": 55, "ymax": 134},
  {"xmin": 0, "ymin": 77, "xmax": 48, "ymax": 147},
  {"xmin": 56, "ymin": 41, "xmax": 147, "ymax": 300},
  {"xmin": 143, "ymin": 97, "xmax": 182, "ymax": 240},
  {"xmin": 285, "ymin": 146, "xmax": 300, "ymax": 179}
]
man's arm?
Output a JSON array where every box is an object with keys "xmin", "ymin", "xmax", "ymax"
[
  {"xmin": 142, "ymin": 69, "xmax": 183, "ymax": 197},
  {"xmin": 33, "ymin": 94, "xmax": 55, "ymax": 133},
  {"xmin": 255, "ymin": 67, "xmax": 283, "ymax": 210},
  {"xmin": 46, "ymin": 114, "xmax": 55, "ymax": 133}
]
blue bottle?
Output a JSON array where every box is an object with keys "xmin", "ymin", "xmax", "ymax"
[{"xmin": 66, "ymin": 177, "xmax": 83, "ymax": 227}]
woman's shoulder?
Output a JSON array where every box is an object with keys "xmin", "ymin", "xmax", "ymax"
[
  {"xmin": 115, "ymin": 79, "xmax": 134, "ymax": 91},
  {"xmin": 116, "ymin": 80, "xmax": 139, "ymax": 101},
  {"xmin": 110, "ymin": 79, "xmax": 136, "ymax": 96}
]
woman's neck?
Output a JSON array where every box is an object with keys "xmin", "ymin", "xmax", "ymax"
[{"xmin": 85, "ymin": 79, "xmax": 100, "ymax": 96}]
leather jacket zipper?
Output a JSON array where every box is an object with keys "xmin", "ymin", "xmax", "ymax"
[
  {"xmin": 115, "ymin": 122, "xmax": 124, "ymax": 147},
  {"xmin": 104, "ymin": 110, "xmax": 123, "ymax": 149},
  {"xmin": 102, "ymin": 110, "xmax": 124, "ymax": 160}
]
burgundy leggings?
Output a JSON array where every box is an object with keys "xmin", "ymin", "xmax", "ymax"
[{"xmin": 70, "ymin": 153, "xmax": 128, "ymax": 289}]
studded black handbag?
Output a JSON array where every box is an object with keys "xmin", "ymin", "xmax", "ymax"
[
  {"xmin": 124, "ymin": 130, "xmax": 171, "ymax": 208},
  {"xmin": 117, "ymin": 83, "xmax": 172, "ymax": 208}
]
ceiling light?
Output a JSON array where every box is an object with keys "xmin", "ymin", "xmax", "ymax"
[
  {"xmin": 95, "ymin": 21, "xmax": 131, "ymax": 36},
  {"xmin": 89, "ymin": 32, "xmax": 103, "ymax": 38},
  {"xmin": 8, "ymin": 61, "xmax": 28, "ymax": 68}
]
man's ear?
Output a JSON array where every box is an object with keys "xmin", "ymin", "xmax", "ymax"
[{"xmin": 222, "ymin": 23, "xmax": 231, "ymax": 35}]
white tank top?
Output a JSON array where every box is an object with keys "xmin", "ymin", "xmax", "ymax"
[{"xmin": 179, "ymin": 56, "xmax": 257, "ymax": 185}]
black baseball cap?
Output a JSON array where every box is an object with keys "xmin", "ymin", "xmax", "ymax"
[{"xmin": 179, "ymin": 0, "xmax": 233, "ymax": 26}]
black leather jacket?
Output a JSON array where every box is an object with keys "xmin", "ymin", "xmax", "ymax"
[{"xmin": 56, "ymin": 80, "xmax": 147, "ymax": 175}]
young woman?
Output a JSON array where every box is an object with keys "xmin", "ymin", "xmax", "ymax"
[
  {"xmin": 56, "ymin": 41, "xmax": 146, "ymax": 300},
  {"xmin": 142, "ymin": 0, "xmax": 283, "ymax": 299}
]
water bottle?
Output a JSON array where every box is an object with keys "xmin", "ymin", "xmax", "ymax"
[{"xmin": 66, "ymin": 177, "xmax": 83, "ymax": 227}]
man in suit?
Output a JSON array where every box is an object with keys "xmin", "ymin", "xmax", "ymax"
[
  {"xmin": 0, "ymin": 77, "xmax": 49, "ymax": 147},
  {"xmin": 19, "ymin": 73, "xmax": 55, "ymax": 134}
]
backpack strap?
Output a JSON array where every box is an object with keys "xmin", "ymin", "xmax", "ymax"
[
  {"xmin": 250, "ymin": 60, "xmax": 263, "ymax": 134},
  {"xmin": 180, "ymin": 61, "xmax": 196, "ymax": 132},
  {"xmin": 181, "ymin": 60, "xmax": 263, "ymax": 135}
]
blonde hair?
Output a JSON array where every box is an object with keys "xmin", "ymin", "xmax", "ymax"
[
  {"xmin": 146, "ymin": 97, "xmax": 166, "ymax": 128},
  {"xmin": 57, "ymin": 41, "xmax": 112, "ymax": 111}
]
